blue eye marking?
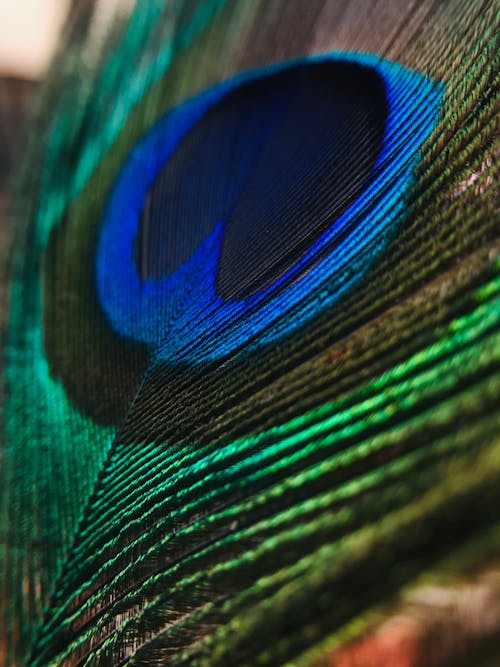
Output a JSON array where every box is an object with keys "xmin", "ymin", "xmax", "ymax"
[{"xmin": 96, "ymin": 52, "xmax": 443, "ymax": 364}]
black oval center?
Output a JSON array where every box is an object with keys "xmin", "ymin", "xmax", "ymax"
[{"xmin": 135, "ymin": 60, "xmax": 387, "ymax": 299}]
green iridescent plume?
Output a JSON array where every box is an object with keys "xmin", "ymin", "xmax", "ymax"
[{"xmin": 1, "ymin": 1, "xmax": 499, "ymax": 665}]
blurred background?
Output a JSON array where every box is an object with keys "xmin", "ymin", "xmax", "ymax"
[
  {"xmin": 0, "ymin": 0, "xmax": 70, "ymax": 228},
  {"xmin": 0, "ymin": 0, "xmax": 133, "ymax": 213},
  {"xmin": 0, "ymin": 0, "xmax": 69, "ymax": 79}
]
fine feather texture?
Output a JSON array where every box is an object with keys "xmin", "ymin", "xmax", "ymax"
[{"xmin": 1, "ymin": 1, "xmax": 499, "ymax": 665}]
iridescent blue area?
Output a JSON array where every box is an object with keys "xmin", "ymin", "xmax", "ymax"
[{"xmin": 96, "ymin": 53, "xmax": 443, "ymax": 364}]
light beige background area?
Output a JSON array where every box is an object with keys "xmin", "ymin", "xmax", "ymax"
[{"xmin": 0, "ymin": 0, "xmax": 70, "ymax": 78}]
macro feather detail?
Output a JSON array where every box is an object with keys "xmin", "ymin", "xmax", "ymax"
[{"xmin": 0, "ymin": 1, "xmax": 499, "ymax": 666}]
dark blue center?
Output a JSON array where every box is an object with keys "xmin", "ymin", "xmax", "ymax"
[{"xmin": 134, "ymin": 61, "xmax": 387, "ymax": 299}]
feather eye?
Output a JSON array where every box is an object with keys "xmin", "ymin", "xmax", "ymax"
[{"xmin": 96, "ymin": 54, "xmax": 442, "ymax": 364}]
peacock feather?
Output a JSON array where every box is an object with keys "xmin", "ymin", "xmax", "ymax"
[{"xmin": 1, "ymin": 1, "xmax": 499, "ymax": 665}]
